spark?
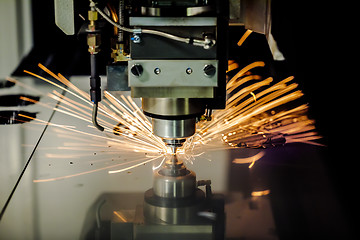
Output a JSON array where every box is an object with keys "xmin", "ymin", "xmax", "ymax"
[
  {"xmin": 237, "ymin": 29, "xmax": 253, "ymax": 46},
  {"xmin": 33, "ymin": 155, "xmax": 158, "ymax": 183},
  {"xmin": 227, "ymin": 60, "xmax": 239, "ymax": 73},
  {"xmin": 250, "ymin": 92, "xmax": 257, "ymax": 101},
  {"xmin": 251, "ymin": 189, "xmax": 271, "ymax": 197},
  {"xmin": 20, "ymin": 28, "xmax": 320, "ymax": 180},
  {"xmin": 108, "ymin": 155, "xmax": 164, "ymax": 174},
  {"xmin": 248, "ymin": 159, "xmax": 256, "ymax": 169},
  {"xmin": 113, "ymin": 211, "xmax": 127, "ymax": 222},
  {"xmin": 232, "ymin": 151, "xmax": 265, "ymax": 164},
  {"xmin": 20, "ymin": 66, "xmax": 171, "ymax": 180},
  {"xmin": 182, "ymin": 60, "xmax": 321, "ymax": 153}
]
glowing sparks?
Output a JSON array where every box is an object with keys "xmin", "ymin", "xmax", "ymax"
[
  {"xmin": 21, "ymin": 66, "xmax": 171, "ymax": 182},
  {"xmin": 113, "ymin": 211, "xmax": 127, "ymax": 223},
  {"xmin": 108, "ymin": 155, "xmax": 164, "ymax": 174},
  {"xmin": 251, "ymin": 189, "xmax": 271, "ymax": 197},
  {"xmin": 250, "ymin": 92, "xmax": 257, "ymax": 102},
  {"xmin": 20, "ymin": 53, "xmax": 320, "ymax": 182},
  {"xmin": 232, "ymin": 151, "xmax": 265, "ymax": 164},
  {"xmin": 237, "ymin": 29, "xmax": 253, "ymax": 46},
  {"xmin": 227, "ymin": 60, "xmax": 239, "ymax": 73},
  {"xmin": 183, "ymin": 61, "xmax": 321, "ymax": 153}
]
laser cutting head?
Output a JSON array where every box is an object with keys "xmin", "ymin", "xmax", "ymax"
[
  {"xmin": 142, "ymin": 97, "xmax": 204, "ymax": 153},
  {"xmin": 117, "ymin": 0, "xmax": 227, "ymax": 147},
  {"xmin": 55, "ymin": 0, "xmax": 228, "ymax": 138}
]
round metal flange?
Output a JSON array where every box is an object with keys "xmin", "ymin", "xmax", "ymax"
[
  {"xmin": 142, "ymin": 98, "xmax": 205, "ymax": 117},
  {"xmin": 143, "ymin": 188, "xmax": 205, "ymax": 225},
  {"xmin": 153, "ymin": 167, "xmax": 196, "ymax": 198},
  {"xmin": 152, "ymin": 118, "xmax": 196, "ymax": 139}
]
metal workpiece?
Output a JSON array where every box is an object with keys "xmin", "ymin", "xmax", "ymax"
[
  {"xmin": 128, "ymin": 60, "xmax": 218, "ymax": 87},
  {"xmin": 144, "ymin": 157, "xmax": 207, "ymax": 225},
  {"xmin": 142, "ymin": 98, "xmax": 205, "ymax": 116},
  {"xmin": 133, "ymin": 223, "xmax": 213, "ymax": 240},
  {"xmin": 152, "ymin": 118, "xmax": 196, "ymax": 139},
  {"xmin": 143, "ymin": 189, "xmax": 206, "ymax": 225},
  {"xmin": 153, "ymin": 168, "xmax": 196, "ymax": 199},
  {"xmin": 153, "ymin": 157, "xmax": 196, "ymax": 198}
]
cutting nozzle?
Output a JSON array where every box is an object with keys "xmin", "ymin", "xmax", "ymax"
[
  {"xmin": 160, "ymin": 154, "xmax": 188, "ymax": 177},
  {"xmin": 162, "ymin": 138, "xmax": 186, "ymax": 155}
]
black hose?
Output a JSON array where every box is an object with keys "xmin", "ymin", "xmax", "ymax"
[
  {"xmin": 90, "ymin": 54, "xmax": 101, "ymax": 103},
  {"xmin": 92, "ymin": 102, "xmax": 104, "ymax": 132},
  {"xmin": 90, "ymin": 53, "xmax": 104, "ymax": 132}
]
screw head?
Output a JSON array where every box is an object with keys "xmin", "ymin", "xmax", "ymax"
[
  {"xmin": 131, "ymin": 64, "xmax": 143, "ymax": 77},
  {"xmin": 154, "ymin": 67, "xmax": 161, "ymax": 75},
  {"xmin": 186, "ymin": 67, "xmax": 193, "ymax": 75},
  {"xmin": 203, "ymin": 64, "xmax": 216, "ymax": 77},
  {"xmin": 132, "ymin": 35, "xmax": 141, "ymax": 43}
]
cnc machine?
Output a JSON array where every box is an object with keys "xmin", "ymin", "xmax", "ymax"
[{"xmin": 55, "ymin": 0, "xmax": 270, "ymax": 239}]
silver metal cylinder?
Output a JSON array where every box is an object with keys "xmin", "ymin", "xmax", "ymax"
[
  {"xmin": 153, "ymin": 158, "xmax": 196, "ymax": 198},
  {"xmin": 144, "ymin": 159, "xmax": 204, "ymax": 225},
  {"xmin": 142, "ymin": 98, "xmax": 204, "ymax": 116},
  {"xmin": 142, "ymin": 98, "xmax": 203, "ymax": 139},
  {"xmin": 152, "ymin": 118, "xmax": 195, "ymax": 139},
  {"xmin": 143, "ymin": 192, "xmax": 204, "ymax": 225},
  {"xmin": 153, "ymin": 171, "xmax": 196, "ymax": 198}
]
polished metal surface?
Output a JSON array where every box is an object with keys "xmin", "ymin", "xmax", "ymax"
[
  {"xmin": 143, "ymin": 195, "xmax": 203, "ymax": 225},
  {"xmin": 153, "ymin": 160, "xmax": 196, "ymax": 198},
  {"xmin": 243, "ymin": 0, "xmax": 271, "ymax": 36},
  {"xmin": 228, "ymin": 0, "xmax": 272, "ymax": 37},
  {"xmin": 54, "ymin": 0, "xmax": 75, "ymax": 35},
  {"xmin": 144, "ymin": 158, "xmax": 203, "ymax": 225},
  {"xmin": 131, "ymin": 86, "xmax": 213, "ymax": 98},
  {"xmin": 142, "ymin": 98, "xmax": 204, "ymax": 116},
  {"xmin": 134, "ymin": 224, "xmax": 213, "ymax": 240},
  {"xmin": 128, "ymin": 60, "xmax": 218, "ymax": 87},
  {"xmin": 152, "ymin": 118, "xmax": 195, "ymax": 139},
  {"xmin": 162, "ymin": 138, "xmax": 186, "ymax": 154}
]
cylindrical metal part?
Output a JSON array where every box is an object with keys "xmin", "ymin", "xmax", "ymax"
[
  {"xmin": 152, "ymin": 118, "xmax": 195, "ymax": 139},
  {"xmin": 142, "ymin": 98, "xmax": 205, "ymax": 117},
  {"xmin": 143, "ymin": 189, "xmax": 205, "ymax": 225},
  {"xmin": 143, "ymin": 188, "xmax": 205, "ymax": 225},
  {"xmin": 153, "ymin": 169, "xmax": 196, "ymax": 198}
]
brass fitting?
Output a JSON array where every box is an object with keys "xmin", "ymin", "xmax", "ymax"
[
  {"xmin": 88, "ymin": 10, "xmax": 98, "ymax": 21},
  {"xmin": 199, "ymin": 114, "xmax": 212, "ymax": 122},
  {"xmin": 87, "ymin": 34, "xmax": 101, "ymax": 54},
  {"xmin": 88, "ymin": 10, "xmax": 98, "ymax": 31},
  {"xmin": 111, "ymin": 43, "xmax": 129, "ymax": 62}
]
